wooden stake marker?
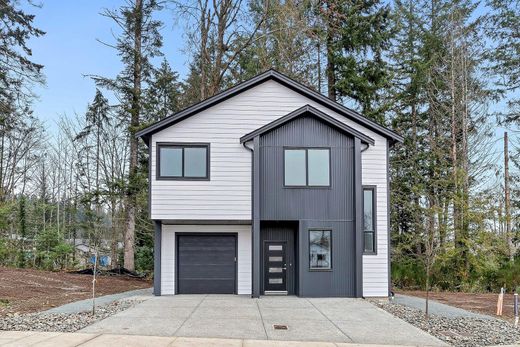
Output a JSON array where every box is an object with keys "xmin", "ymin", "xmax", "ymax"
[{"xmin": 497, "ymin": 287, "xmax": 504, "ymax": 316}]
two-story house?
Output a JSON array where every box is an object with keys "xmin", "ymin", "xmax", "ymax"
[{"xmin": 137, "ymin": 70, "xmax": 403, "ymax": 298}]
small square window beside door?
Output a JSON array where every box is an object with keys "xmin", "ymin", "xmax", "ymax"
[{"xmin": 309, "ymin": 230, "xmax": 331, "ymax": 270}]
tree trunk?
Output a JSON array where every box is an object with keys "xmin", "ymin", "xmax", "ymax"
[
  {"xmin": 325, "ymin": 3, "xmax": 336, "ymax": 101},
  {"xmin": 123, "ymin": 0, "xmax": 143, "ymax": 272},
  {"xmin": 0, "ymin": 128, "xmax": 4, "ymax": 201},
  {"xmin": 211, "ymin": 0, "xmax": 229, "ymax": 96},
  {"xmin": 199, "ymin": 0, "xmax": 210, "ymax": 101},
  {"xmin": 425, "ymin": 263, "xmax": 430, "ymax": 319},
  {"xmin": 504, "ymin": 132, "xmax": 513, "ymax": 261}
]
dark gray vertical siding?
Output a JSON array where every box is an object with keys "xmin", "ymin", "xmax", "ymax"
[
  {"xmin": 299, "ymin": 220, "xmax": 356, "ymax": 297},
  {"xmin": 260, "ymin": 116, "xmax": 354, "ymax": 221},
  {"xmin": 259, "ymin": 115, "xmax": 357, "ymax": 297}
]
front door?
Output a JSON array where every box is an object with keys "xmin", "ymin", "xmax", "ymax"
[{"xmin": 264, "ymin": 241, "xmax": 287, "ymax": 293}]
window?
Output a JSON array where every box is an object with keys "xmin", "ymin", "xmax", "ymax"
[
  {"xmin": 284, "ymin": 148, "xmax": 330, "ymax": 187},
  {"xmin": 157, "ymin": 143, "xmax": 209, "ymax": 179},
  {"xmin": 309, "ymin": 230, "xmax": 332, "ymax": 270},
  {"xmin": 363, "ymin": 187, "xmax": 376, "ymax": 253}
]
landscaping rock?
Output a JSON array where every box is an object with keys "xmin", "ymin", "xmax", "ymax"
[
  {"xmin": 0, "ymin": 298, "xmax": 142, "ymax": 333},
  {"xmin": 371, "ymin": 299, "xmax": 520, "ymax": 347}
]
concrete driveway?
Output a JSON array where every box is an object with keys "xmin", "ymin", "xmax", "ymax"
[{"xmin": 79, "ymin": 295, "xmax": 447, "ymax": 346}]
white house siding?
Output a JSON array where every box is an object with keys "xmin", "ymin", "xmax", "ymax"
[
  {"xmin": 361, "ymin": 140, "xmax": 389, "ymax": 297},
  {"xmin": 152, "ymin": 79, "xmax": 388, "ymax": 297},
  {"xmin": 160, "ymin": 224, "xmax": 252, "ymax": 295}
]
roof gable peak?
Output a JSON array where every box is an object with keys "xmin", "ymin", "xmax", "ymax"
[
  {"xmin": 240, "ymin": 104, "xmax": 375, "ymax": 145},
  {"xmin": 136, "ymin": 69, "xmax": 403, "ymax": 145}
]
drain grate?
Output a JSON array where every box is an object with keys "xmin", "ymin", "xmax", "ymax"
[{"xmin": 273, "ymin": 324, "xmax": 288, "ymax": 330}]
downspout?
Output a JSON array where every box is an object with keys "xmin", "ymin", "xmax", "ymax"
[
  {"xmin": 243, "ymin": 141, "xmax": 255, "ymax": 297},
  {"xmin": 360, "ymin": 141, "xmax": 368, "ymax": 298}
]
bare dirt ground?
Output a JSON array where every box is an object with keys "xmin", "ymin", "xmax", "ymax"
[
  {"xmin": 0, "ymin": 267, "xmax": 151, "ymax": 316},
  {"xmin": 400, "ymin": 290, "xmax": 516, "ymax": 322}
]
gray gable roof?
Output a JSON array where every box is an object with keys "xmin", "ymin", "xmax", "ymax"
[
  {"xmin": 240, "ymin": 104, "xmax": 375, "ymax": 145},
  {"xmin": 136, "ymin": 69, "xmax": 403, "ymax": 145}
]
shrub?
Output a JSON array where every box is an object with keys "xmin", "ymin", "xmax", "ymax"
[
  {"xmin": 391, "ymin": 257, "xmax": 426, "ymax": 290},
  {"xmin": 135, "ymin": 245, "xmax": 153, "ymax": 273}
]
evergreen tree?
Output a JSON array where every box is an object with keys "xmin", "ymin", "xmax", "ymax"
[
  {"xmin": 319, "ymin": 0, "xmax": 394, "ymax": 123},
  {"xmin": 485, "ymin": 0, "xmax": 520, "ymax": 124},
  {"xmin": 143, "ymin": 59, "xmax": 182, "ymax": 123},
  {"xmin": 0, "ymin": 0, "xmax": 44, "ymax": 109},
  {"xmin": 94, "ymin": 0, "xmax": 163, "ymax": 270},
  {"xmin": 390, "ymin": 0, "xmax": 493, "ymax": 288},
  {"xmin": 0, "ymin": 1, "xmax": 44, "ymax": 201},
  {"xmin": 238, "ymin": 0, "xmax": 318, "ymax": 86}
]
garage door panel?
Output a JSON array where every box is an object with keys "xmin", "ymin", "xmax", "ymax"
[
  {"xmin": 178, "ymin": 264, "xmax": 235, "ymax": 279},
  {"xmin": 179, "ymin": 248, "xmax": 235, "ymax": 264},
  {"xmin": 178, "ymin": 279, "xmax": 235, "ymax": 294},
  {"xmin": 177, "ymin": 234, "xmax": 236, "ymax": 294}
]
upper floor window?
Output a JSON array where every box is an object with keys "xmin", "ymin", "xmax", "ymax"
[
  {"xmin": 157, "ymin": 143, "xmax": 209, "ymax": 180},
  {"xmin": 363, "ymin": 186, "xmax": 376, "ymax": 253},
  {"xmin": 284, "ymin": 148, "xmax": 330, "ymax": 187}
]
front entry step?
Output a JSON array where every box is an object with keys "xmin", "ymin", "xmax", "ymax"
[{"xmin": 264, "ymin": 290, "xmax": 288, "ymax": 295}]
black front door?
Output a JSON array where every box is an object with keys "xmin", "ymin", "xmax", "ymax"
[{"xmin": 264, "ymin": 241, "xmax": 287, "ymax": 292}]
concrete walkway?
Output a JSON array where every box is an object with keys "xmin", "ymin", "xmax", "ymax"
[
  {"xmin": 78, "ymin": 295, "xmax": 447, "ymax": 346},
  {"xmin": 394, "ymin": 294, "xmax": 493, "ymax": 319},
  {"xmin": 0, "ymin": 331, "xmax": 439, "ymax": 347},
  {"xmin": 42, "ymin": 288, "xmax": 153, "ymax": 314}
]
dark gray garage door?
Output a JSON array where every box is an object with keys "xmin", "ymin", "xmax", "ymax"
[{"xmin": 177, "ymin": 234, "xmax": 236, "ymax": 294}]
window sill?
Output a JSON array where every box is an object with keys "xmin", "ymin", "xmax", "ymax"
[
  {"xmin": 309, "ymin": 268, "xmax": 333, "ymax": 272},
  {"xmin": 363, "ymin": 252, "xmax": 378, "ymax": 256},
  {"xmin": 284, "ymin": 186, "xmax": 332, "ymax": 189},
  {"xmin": 156, "ymin": 177, "xmax": 210, "ymax": 181}
]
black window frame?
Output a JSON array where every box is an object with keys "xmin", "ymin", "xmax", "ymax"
[
  {"xmin": 363, "ymin": 185, "xmax": 377, "ymax": 254},
  {"xmin": 156, "ymin": 142, "xmax": 210, "ymax": 180},
  {"xmin": 308, "ymin": 229, "xmax": 333, "ymax": 271},
  {"xmin": 283, "ymin": 147, "xmax": 331, "ymax": 188}
]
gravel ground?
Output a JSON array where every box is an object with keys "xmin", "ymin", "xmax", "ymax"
[
  {"xmin": 394, "ymin": 294, "xmax": 489, "ymax": 318},
  {"xmin": 371, "ymin": 299, "xmax": 520, "ymax": 347},
  {"xmin": 43, "ymin": 288, "xmax": 151, "ymax": 314},
  {"xmin": 0, "ymin": 298, "xmax": 142, "ymax": 333}
]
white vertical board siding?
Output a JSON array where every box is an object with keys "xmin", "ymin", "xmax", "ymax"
[
  {"xmin": 160, "ymin": 224, "xmax": 252, "ymax": 295},
  {"xmin": 152, "ymin": 79, "xmax": 388, "ymax": 296}
]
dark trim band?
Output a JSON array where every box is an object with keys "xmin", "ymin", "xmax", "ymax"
[{"xmin": 161, "ymin": 219, "xmax": 251, "ymax": 225}]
